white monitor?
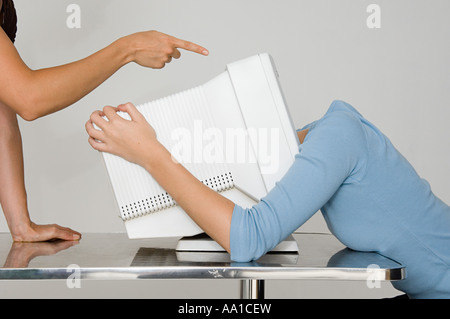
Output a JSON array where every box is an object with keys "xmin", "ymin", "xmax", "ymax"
[{"xmin": 99, "ymin": 53, "xmax": 300, "ymax": 240}]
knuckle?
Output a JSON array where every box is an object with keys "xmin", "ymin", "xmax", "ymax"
[
  {"xmin": 50, "ymin": 227, "xmax": 58, "ymax": 236},
  {"xmin": 165, "ymin": 46, "xmax": 174, "ymax": 55},
  {"xmin": 185, "ymin": 42, "xmax": 196, "ymax": 50},
  {"xmin": 155, "ymin": 62, "xmax": 165, "ymax": 69},
  {"xmin": 161, "ymin": 34, "xmax": 171, "ymax": 43}
]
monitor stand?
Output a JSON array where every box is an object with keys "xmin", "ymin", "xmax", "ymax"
[{"xmin": 176, "ymin": 233, "xmax": 299, "ymax": 253}]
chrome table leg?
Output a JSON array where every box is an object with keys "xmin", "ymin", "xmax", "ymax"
[{"xmin": 240, "ymin": 279, "xmax": 265, "ymax": 299}]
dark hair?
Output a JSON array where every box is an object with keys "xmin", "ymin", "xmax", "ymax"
[{"xmin": 0, "ymin": 0, "xmax": 17, "ymax": 43}]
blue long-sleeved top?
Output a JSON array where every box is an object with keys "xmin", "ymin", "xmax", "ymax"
[{"xmin": 230, "ymin": 100, "xmax": 450, "ymax": 299}]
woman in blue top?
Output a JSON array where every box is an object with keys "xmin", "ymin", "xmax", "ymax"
[{"xmin": 85, "ymin": 100, "xmax": 450, "ymax": 299}]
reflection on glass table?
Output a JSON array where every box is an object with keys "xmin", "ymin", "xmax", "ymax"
[{"xmin": 0, "ymin": 232, "xmax": 405, "ymax": 299}]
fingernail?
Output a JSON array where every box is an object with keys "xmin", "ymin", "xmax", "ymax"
[
  {"xmin": 202, "ymin": 50, "xmax": 209, "ymax": 56},
  {"xmin": 73, "ymin": 234, "xmax": 81, "ymax": 240}
]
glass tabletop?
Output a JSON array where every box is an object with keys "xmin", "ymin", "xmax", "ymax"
[{"xmin": 0, "ymin": 232, "xmax": 405, "ymax": 281}]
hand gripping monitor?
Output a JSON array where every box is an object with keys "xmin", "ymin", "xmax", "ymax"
[{"xmin": 99, "ymin": 53, "xmax": 300, "ymax": 247}]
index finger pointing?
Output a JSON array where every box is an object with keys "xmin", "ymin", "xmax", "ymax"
[{"xmin": 171, "ymin": 37, "xmax": 209, "ymax": 56}]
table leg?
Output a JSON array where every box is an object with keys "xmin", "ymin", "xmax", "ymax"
[{"xmin": 240, "ymin": 280, "xmax": 265, "ymax": 299}]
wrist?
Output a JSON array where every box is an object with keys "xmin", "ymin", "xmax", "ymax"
[
  {"xmin": 141, "ymin": 141, "xmax": 170, "ymax": 173},
  {"xmin": 9, "ymin": 218, "xmax": 33, "ymax": 241},
  {"xmin": 114, "ymin": 35, "xmax": 136, "ymax": 66}
]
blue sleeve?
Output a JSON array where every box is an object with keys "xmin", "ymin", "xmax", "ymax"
[{"xmin": 230, "ymin": 103, "xmax": 368, "ymax": 262}]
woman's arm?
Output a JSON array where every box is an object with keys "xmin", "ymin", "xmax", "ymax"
[
  {"xmin": 0, "ymin": 29, "xmax": 208, "ymax": 121},
  {"xmin": 0, "ymin": 101, "xmax": 81, "ymax": 241},
  {"xmin": 86, "ymin": 102, "xmax": 369, "ymax": 261},
  {"xmin": 85, "ymin": 103, "xmax": 234, "ymax": 251},
  {"xmin": 141, "ymin": 143, "xmax": 235, "ymax": 251}
]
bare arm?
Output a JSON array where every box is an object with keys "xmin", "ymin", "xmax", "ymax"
[
  {"xmin": 0, "ymin": 27, "xmax": 207, "ymax": 242},
  {"xmin": 86, "ymin": 103, "xmax": 234, "ymax": 251},
  {"xmin": 0, "ymin": 29, "xmax": 208, "ymax": 121},
  {"xmin": 142, "ymin": 143, "xmax": 234, "ymax": 251},
  {"xmin": 0, "ymin": 101, "xmax": 82, "ymax": 241}
]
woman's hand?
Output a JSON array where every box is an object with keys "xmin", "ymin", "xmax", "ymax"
[
  {"xmin": 86, "ymin": 103, "xmax": 160, "ymax": 168},
  {"xmin": 12, "ymin": 222, "xmax": 81, "ymax": 243},
  {"xmin": 0, "ymin": 28, "xmax": 208, "ymax": 121},
  {"xmin": 123, "ymin": 30, "xmax": 209, "ymax": 69},
  {"xmin": 86, "ymin": 103, "xmax": 234, "ymax": 253}
]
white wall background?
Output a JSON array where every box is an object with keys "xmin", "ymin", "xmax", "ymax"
[{"xmin": 0, "ymin": 0, "xmax": 449, "ymax": 298}]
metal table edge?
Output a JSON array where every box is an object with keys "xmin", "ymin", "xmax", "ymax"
[{"xmin": 0, "ymin": 265, "xmax": 406, "ymax": 281}]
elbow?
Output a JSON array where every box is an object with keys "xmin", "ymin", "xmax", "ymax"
[
  {"xmin": 5, "ymin": 72, "xmax": 47, "ymax": 121},
  {"xmin": 231, "ymin": 250, "xmax": 263, "ymax": 263},
  {"xmin": 230, "ymin": 210, "xmax": 270, "ymax": 263},
  {"xmin": 230, "ymin": 241, "xmax": 267, "ymax": 263},
  {"xmin": 14, "ymin": 93, "xmax": 47, "ymax": 122},
  {"xmin": 18, "ymin": 110, "xmax": 40, "ymax": 122}
]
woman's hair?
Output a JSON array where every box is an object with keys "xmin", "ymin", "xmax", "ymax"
[{"xmin": 0, "ymin": 0, "xmax": 17, "ymax": 43}]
